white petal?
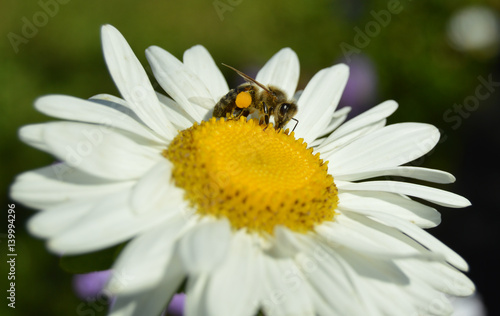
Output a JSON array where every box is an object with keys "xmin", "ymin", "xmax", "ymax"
[
  {"xmin": 367, "ymin": 212, "xmax": 469, "ymax": 271},
  {"xmin": 301, "ymin": 240, "xmax": 368, "ymax": 315},
  {"xmin": 186, "ymin": 274, "xmax": 214, "ymax": 316},
  {"xmin": 91, "ymin": 92, "xmax": 194, "ymax": 139},
  {"xmin": 28, "ymin": 199, "xmax": 98, "ymax": 238},
  {"xmin": 178, "ymin": 219, "xmax": 232, "ymax": 273},
  {"xmin": 294, "ymin": 64, "xmax": 349, "ymax": 144},
  {"xmin": 19, "ymin": 124, "xmax": 51, "ymax": 152},
  {"xmin": 311, "ymin": 106, "xmax": 351, "ymax": 142},
  {"xmin": 399, "ymin": 259, "xmax": 475, "ymax": 296},
  {"xmin": 156, "ymin": 92, "xmax": 195, "ymax": 129},
  {"xmin": 89, "ymin": 93, "xmax": 129, "ymax": 108},
  {"xmin": 353, "ymin": 278, "xmax": 421, "ymax": 315},
  {"xmin": 261, "ymin": 256, "xmax": 315, "ymax": 316},
  {"xmin": 338, "ymin": 180, "xmax": 471, "ymax": 208},
  {"xmin": 334, "ymin": 249, "xmax": 418, "ymax": 315},
  {"xmin": 10, "ymin": 164, "xmax": 133, "ymax": 209},
  {"xmin": 35, "ymin": 95, "xmax": 165, "ymax": 143},
  {"xmin": 317, "ymin": 100, "xmax": 398, "ymax": 152},
  {"xmin": 338, "ymin": 191, "xmax": 441, "ymax": 228},
  {"xmin": 43, "ymin": 122, "xmax": 160, "ymax": 181},
  {"xmin": 48, "ymin": 190, "xmax": 178, "ymax": 254},
  {"xmin": 267, "ymin": 226, "xmax": 302, "ymax": 258},
  {"xmin": 101, "ymin": 25, "xmax": 176, "ymax": 139},
  {"xmin": 183, "ymin": 45, "xmax": 229, "ymax": 101},
  {"xmin": 337, "ymin": 246, "xmax": 410, "ymax": 285},
  {"xmin": 317, "ymin": 214, "xmax": 438, "ymax": 259},
  {"xmin": 89, "ymin": 94, "xmax": 147, "ymax": 124},
  {"xmin": 130, "ymin": 159, "xmax": 186, "ymax": 215},
  {"xmin": 449, "ymin": 293, "xmax": 486, "ymax": 316},
  {"xmin": 336, "ymin": 166, "xmax": 456, "ymax": 184},
  {"xmin": 255, "ymin": 48, "xmax": 300, "ymax": 98},
  {"xmin": 107, "ymin": 215, "xmax": 187, "ymax": 294},
  {"xmin": 318, "ymin": 212, "xmax": 465, "ymax": 314},
  {"xmin": 146, "ymin": 45, "xmax": 211, "ymax": 122},
  {"xmin": 108, "ymin": 256, "xmax": 185, "ymax": 316},
  {"xmin": 326, "ymin": 123, "xmax": 440, "ymax": 175},
  {"xmin": 318, "ymin": 120, "xmax": 386, "ymax": 156},
  {"xmin": 328, "ymin": 100, "xmax": 397, "ymax": 141},
  {"xmin": 293, "ymin": 89, "xmax": 303, "ymax": 101},
  {"xmin": 206, "ymin": 232, "xmax": 261, "ymax": 316}
]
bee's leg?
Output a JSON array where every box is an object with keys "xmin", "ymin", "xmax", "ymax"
[
  {"xmin": 232, "ymin": 107, "xmax": 250, "ymax": 120},
  {"xmin": 228, "ymin": 107, "xmax": 242, "ymax": 121},
  {"xmin": 259, "ymin": 102, "xmax": 271, "ymax": 130},
  {"xmin": 258, "ymin": 102, "xmax": 269, "ymax": 125}
]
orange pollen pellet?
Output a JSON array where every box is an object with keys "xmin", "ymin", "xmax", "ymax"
[{"xmin": 235, "ymin": 91, "xmax": 252, "ymax": 108}]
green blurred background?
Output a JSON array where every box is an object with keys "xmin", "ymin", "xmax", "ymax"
[{"xmin": 1, "ymin": 0, "xmax": 499, "ymax": 315}]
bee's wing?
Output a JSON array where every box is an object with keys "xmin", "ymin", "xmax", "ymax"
[{"xmin": 221, "ymin": 63, "xmax": 272, "ymax": 94}]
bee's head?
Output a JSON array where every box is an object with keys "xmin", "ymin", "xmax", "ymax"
[{"xmin": 274, "ymin": 101, "xmax": 298, "ymax": 130}]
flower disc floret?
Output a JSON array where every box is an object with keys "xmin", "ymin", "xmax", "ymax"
[{"xmin": 164, "ymin": 118, "xmax": 338, "ymax": 234}]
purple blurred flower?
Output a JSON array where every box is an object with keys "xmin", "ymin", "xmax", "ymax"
[
  {"xmin": 73, "ymin": 270, "xmax": 185, "ymax": 315},
  {"xmin": 338, "ymin": 54, "xmax": 378, "ymax": 116},
  {"xmin": 163, "ymin": 293, "xmax": 185, "ymax": 316},
  {"xmin": 72, "ymin": 270, "xmax": 112, "ymax": 300}
]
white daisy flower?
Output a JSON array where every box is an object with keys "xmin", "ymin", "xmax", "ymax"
[{"xmin": 11, "ymin": 24, "xmax": 475, "ymax": 316}]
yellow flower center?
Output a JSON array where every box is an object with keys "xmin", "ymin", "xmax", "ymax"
[{"xmin": 164, "ymin": 117, "xmax": 338, "ymax": 234}]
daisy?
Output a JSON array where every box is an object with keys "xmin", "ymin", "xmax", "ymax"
[{"xmin": 11, "ymin": 24, "xmax": 475, "ymax": 316}]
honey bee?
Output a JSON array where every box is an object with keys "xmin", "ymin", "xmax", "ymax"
[{"xmin": 213, "ymin": 64, "xmax": 298, "ymax": 131}]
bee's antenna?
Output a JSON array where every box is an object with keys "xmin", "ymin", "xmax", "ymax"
[
  {"xmin": 291, "ymin": 118, "xmax": 299, "ymax": 133},
  {"xmin": 221, "ymin": 63, "xmax": 271, "ymax": 93}
]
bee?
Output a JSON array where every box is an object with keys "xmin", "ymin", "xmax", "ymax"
[{"xmin": 213, "ymin": 64, "xmax": 298, "ymax": 131}]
